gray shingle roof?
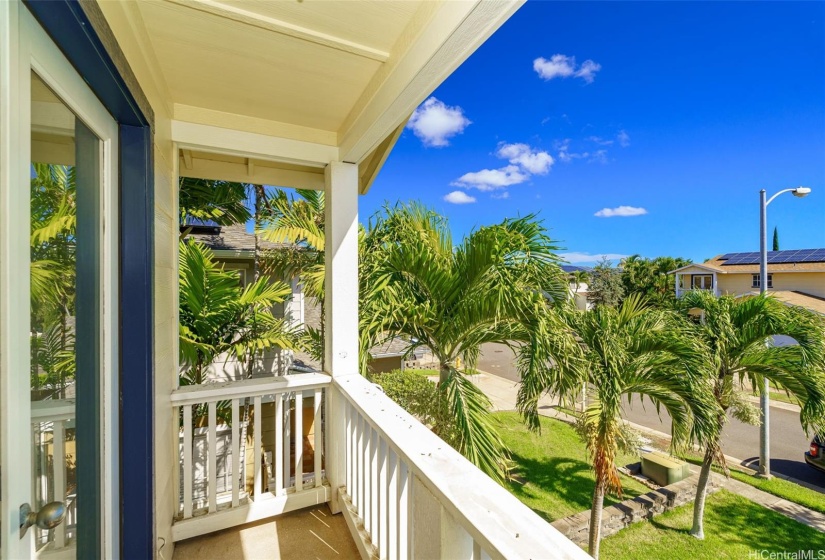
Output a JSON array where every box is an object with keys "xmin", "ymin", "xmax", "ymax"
[{"xmin": 187, "ymin": 224, "xmax": 291, "ymax": 252}]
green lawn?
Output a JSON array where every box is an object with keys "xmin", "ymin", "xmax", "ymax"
[
  {"xmin": 494, "ymin": 412, "xmax": 650, "ymax": 522},
  {"xmin": 682, "ymin": 454, "xmax": 825, "ymax": 515},
  {"xmin": 601, "ymin": 490, "xmax": 825, "ymax": 560}
]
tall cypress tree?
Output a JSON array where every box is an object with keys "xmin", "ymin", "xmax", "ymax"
[{"xmin": 772, "ymin": 227, "xmax": 780, "ymax": 251}]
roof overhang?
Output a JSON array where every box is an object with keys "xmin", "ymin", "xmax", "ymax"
[
  {"xmin": 99, "ymin": 0, "xmax": 524, "ymax": 193},
  {"xmin": 668, "ymin": 263, "xmax": 722, "ymax": 274}
]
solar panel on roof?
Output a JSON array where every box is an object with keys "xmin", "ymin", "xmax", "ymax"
[{"xmin": 719, "ymin": 248, "xmax": 825, "ymax": 265}]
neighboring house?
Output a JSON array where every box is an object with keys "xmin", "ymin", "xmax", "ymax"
[
  {"xmin": 671, "ymin": 249, "xmax": 825, "ymax": 315},
  {"xmin": 4, "ymin": 2, "xmax": 587, "ymax": 560},
  {"xmin": 562, "ymin": 265, "xmax": 593, "ymax": 311}
]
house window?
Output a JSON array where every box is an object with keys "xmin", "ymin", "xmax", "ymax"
[
  {"xmin": 751, "ymin": 274, "xmax": 773, "ymax": 289},
  {"xmin": 691, "ymin": 275, "xmax": 713, "ymax": 290},
  {"xmin": 223, "ymin": 263, "xmax": 249, "ymax": 287}
]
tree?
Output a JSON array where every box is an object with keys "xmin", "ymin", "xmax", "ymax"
[
  {"xmin": 677, "ymin": 291, "xmax": 825, "ymax": 539},
  {"xmin": 620, "ymin": 254, "xmax": 692, "ymax": 307},
  {"xmin": 30, "ymin": 164, "xmax": 77, "ymax": 397},
  {"xmin": 569, "ymin": 269, "xmax": 590, "ymax": 295},
  {"xmin": 587, "ymin": 257, "xmax": 625, "ymax": 307},
  {"xmin": 519, "ymin": 295, "xmax": 718, "ymax": 559},
  {"xmin": 178, "ymin": 240, "xmax": 298, "ymax": 390},
  {"xmin": 773, "ymin": 227, "xmax": 780, "ymax": 251},
  {"xmin": 360, "ymin": 203, "xmax": 579, "ymax": 481},
  {"xmin": 178, "ymin": 177, "xmax": 252, "ymax": 238},
  {"xmin": 258, "ymin": 188, "xmax": 326, "ymax": 365}
]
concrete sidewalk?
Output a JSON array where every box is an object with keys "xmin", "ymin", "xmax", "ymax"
[{"xmin": 469, "ymin": 371, "xmax": 825, "ymax": 533}]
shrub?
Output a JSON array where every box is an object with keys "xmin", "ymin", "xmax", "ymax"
[{"xmin": 369, "ymin": 369, "xmax": 459, "ymax": 448}]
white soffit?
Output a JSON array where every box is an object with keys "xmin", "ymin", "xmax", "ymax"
[{"xmin": 135, "ymin": 0, "xmax": 417, "ymax": 131}]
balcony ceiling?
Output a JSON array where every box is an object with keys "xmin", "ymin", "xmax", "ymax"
[
  {"xmin": 100, "ymin": 0, "xmax": 521, "ymax": 188},
  {"xmin": 136, "ymin": 0, "xmax": 418, "ymax": 132}
]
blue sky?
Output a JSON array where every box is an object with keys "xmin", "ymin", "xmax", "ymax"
[{"xmin": 362, "ymin": 1, "xmax": 825, "ymax": 265}]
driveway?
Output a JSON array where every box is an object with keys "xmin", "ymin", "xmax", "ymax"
[{"xmin": 478, "ymin": 342, "xmax": 825, "ymax": 491}]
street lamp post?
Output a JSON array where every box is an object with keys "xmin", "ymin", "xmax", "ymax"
[{"xmin": 758, "ymin": 186, "xmax": 811, "ymax": 478}]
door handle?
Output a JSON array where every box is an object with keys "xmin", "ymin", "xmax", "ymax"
[{"xmin": 19, "ymin": 501, "xmax": 66, "ymax": 538}]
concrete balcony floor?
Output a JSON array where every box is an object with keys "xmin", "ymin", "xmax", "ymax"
[{"xmin": 172, "ymin": 505, "xmax": 359, "ymax": 560}]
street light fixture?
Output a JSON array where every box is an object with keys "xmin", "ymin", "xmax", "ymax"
[{"xmin": 758, "ymin": 185, "xmax": 811, "ymax": 478}]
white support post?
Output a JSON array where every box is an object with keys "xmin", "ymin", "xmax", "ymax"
[
  {"xmin": 324, "ymin": 161, "xmax": 359, "ymax": 514},
  {"xmin": 324, "ymin": 160, "xmax": 359, "ymax": 376}
]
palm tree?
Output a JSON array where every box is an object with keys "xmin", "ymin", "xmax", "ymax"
[
  {"xmin": 178, "ymin": 177, "xmax": 252, "ymax": 238},
  {"xmin": 30, "ymin": 163, "xmax": 78, "ymax": 398},
  {"xmin": 178, "ymin": 240, "xmax": 298, "ymax": 389},
  {"xmin": 360, "ymin": 203, "xmax": 579, "ymax": 481},
  {"xmin": 678, "ymin": 291, "xmax": 825, "ymax": 539},
  {"xmin": 520, "ymin": 294, "xmax": 718, "ymax": 559},
  {"xmin": 570, "ymin": 269, "xmax": 590, "ymax": 295},
  {"xmin": 258, "ymin": 189, "xmax": 326, "ymax": 364}
]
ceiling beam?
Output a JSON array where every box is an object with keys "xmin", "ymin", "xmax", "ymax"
[
  {"xmin": 179, "ymin": 154, "xmax": 325, "ymax": 191},
  {"xmin": 172, "ymin": 120, "xmax": 338, "ymax": 167},
  {"xmin": 163, "ymin": 0, "xmax": 390, "ymax": 62},
  {"xmin": 339, "ymin": 0, "xmax": 524, "ymax": 164},
  {"xmin": 174, "ymin": 104, "xmax": 337, "ymax": 147}
]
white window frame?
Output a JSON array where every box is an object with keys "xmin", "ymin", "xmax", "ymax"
[{"xmin": 691, "ymin": 274, "xmax": 713, "ymax": 290}]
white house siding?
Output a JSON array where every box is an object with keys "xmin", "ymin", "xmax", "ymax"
[{"xmin": 717, "ymin": 272, "xmax": 825, "ymax": 299}]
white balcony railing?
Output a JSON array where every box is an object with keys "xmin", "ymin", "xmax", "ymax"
[
  {"xmin": 331, "ymin": 374, "xmax": 589, "ymax": 560},
  {"xmin": 30, "ymin": 371, "xmax": 587, "ymax": 558},
  {"xmin": 169, "ymin": 373, "xmax": 331, "ymax": 542},
  {"xmin": 31, "ymin": 399, "xmax": 77, "ymax": 556}
]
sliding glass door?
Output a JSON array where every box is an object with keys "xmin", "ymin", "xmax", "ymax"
[{"xmin": 1, "ymin": 4, "xmax": 119, "ymax": 559}]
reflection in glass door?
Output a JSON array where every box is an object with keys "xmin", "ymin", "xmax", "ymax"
[
  {"xmin": 3, "ymin": 6, "xmax": 123, "ymax": 559},
  {"xmin": 29, "ymin": 69, "xmax": 101, "ymax": 558}
]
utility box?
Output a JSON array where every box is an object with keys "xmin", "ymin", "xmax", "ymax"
[{"xmin": 640, "ymin": 450, "xmax": 691, "ymax": 486}]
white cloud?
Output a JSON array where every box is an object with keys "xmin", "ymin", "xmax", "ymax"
[
  {"xmin": 560, "ymin": 252, "xmax": 629, "ymax": 264},
  {"xmin": 617, "ymin": 130, "xmax": 630, "ymax": 147},
  {"xmin": 557, "ymin": 139, "xmax": 603, "ymax": 164},
  {"xmin": 594, "ymin": 205, "xmax": 648, "ymax": 218},
  {"xmin": 443, "ymin": 190, "xmax": 477, "ymax": 204},
  {"xmin": 495, "ymin": 143, "xmax": 554, "ymax": 174},
  {"xmin": 574, "ymin": 59, "xmax": 601, "ymax": 83},
  {"xmin": 533, "ymin": 54, "xmax": 601, "ymax": 83},
  {"xmin": 533, "ymin": 54, "xmax": 576, "ymax": 80},
  {"xmin": 590, "ymin": 150, "xmax": 608, "ymax": 164},
  {"xmin": 491, "ymin": 191, "xmax": 510, "ymax": 200},
  {"xmin": 588, "ymin": 136, "xmax": 614, "ymax": 146},
  {"xmin": 407, "ymin": 97, "xmax": 471, "ymax": 147},
  {"xmin": 452, "ymin": 142, "xmax": 553, "ymax": 192},
  {"xmin": 452, "ymin": 165, "xmax": 529, "ymax": 191}
]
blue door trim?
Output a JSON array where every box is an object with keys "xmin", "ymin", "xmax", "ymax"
[{"xmin": 25, "ymin": 2, "xmax": 155, "ymax": 557}]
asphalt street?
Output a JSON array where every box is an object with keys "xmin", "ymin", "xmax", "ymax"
[{"xmin": 478, "ymin": 342, "xmax": 825, "ymax": 490}]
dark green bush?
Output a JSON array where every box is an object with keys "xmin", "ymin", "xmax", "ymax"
[{"xmin": 369, "ymin": 369, "xmax": 459, "ymax": 448}]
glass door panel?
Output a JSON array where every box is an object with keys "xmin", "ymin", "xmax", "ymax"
[{"xmin": 29, "ymin": 70, "xmax": 103, "ymax": 559}]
